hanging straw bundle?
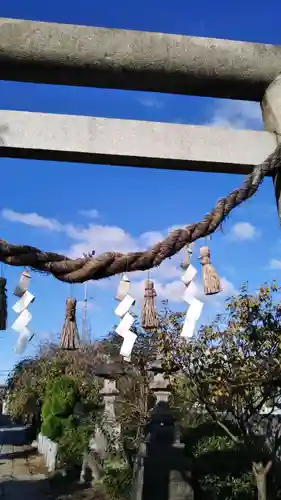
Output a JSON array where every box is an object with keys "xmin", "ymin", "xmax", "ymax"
[
  {"xmin": 141, "ymin": 279, "xmax": 158, "ymax": 331},
  {"xmin": 0, "ymin": 277, "xmax": 7, "ymax": 331},
  {"xmin": 60, "ymin": 297, "xmax": 80, "ymax": 350},
  {"xmin": 199, "ymin": 246, "xmax": 222, "ymax": 295}
]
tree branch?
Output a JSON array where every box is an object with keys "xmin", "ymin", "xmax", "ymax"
[
  {"xmin": 198, "ymin": 395, "xmax": 240, "ymax": 444},
  {"xmin": 264, "ymin": 460, "xmax": 273, "ymax": 475}
]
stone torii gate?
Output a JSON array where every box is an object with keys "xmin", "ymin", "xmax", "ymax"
[
  {"xmin": 1, "ymin": 17, "xmax": 281, "ymax": 217},
  {"xmin": 2, "ymin": 17, "xmax": 281, "ymax": 500}
]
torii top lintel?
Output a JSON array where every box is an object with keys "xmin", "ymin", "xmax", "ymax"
[{"xmin": 1, "ymin": 17, "xmax": 281, "ymax": 101}]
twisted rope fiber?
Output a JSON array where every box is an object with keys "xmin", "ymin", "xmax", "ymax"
[{"xmin": 1, "ymin": 144, "xmax": 281, "ymax": 283}]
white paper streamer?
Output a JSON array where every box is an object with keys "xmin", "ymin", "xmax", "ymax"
[
  {"xmin": 21, "ymin": 326, "xmax": 32, "ymax": 336},
  {"xmin": 13, "ymin": 270, "xmax": 31, "ymax": 298},
  {"xmin": 12, "ymin": 290, "xmax": 35, "ymax": 314},
  {"xmin": 115, "ymin": 274, "xmax": 130, "ymax": 301},
  {"xmin": 183, "ymin": 281, "xmax": 198, "ymax": 303},
  {"xmin": 12, "ymin": 270, "xmax": 35, "ymax": 353},
  {"xmin": 115, "ymin": 294, "xmax": 135, "ymax": 318},
  {"xmin": 185, "ymin": 298, "xmax": 204, "ymax": 321},
  {"xmin": 181, "ymin": 265, "xmax": 197, "ymax": 286},
  {"xmin": 181, "ymin": 317, "xmax": 197, "ymax": 339},
  {"xmin": 180, "ymin": 257, "xmax": 203, "ymax": 339},
  {"xmin": 115, "ymin": 278, "xmax": 137, "ymax": 360},
  {"xmin": 120, "ymin": 332, "xmax": 137, "ymax": 358},
  {"xmin": 11, "ymin": 309, "xmax": 32, "ymax": 333},
  {"xmin": 115, "ymin": 312, "xmax": 134, "ymax": 336},
  {"xmin": 14, "ymin": 331, "xmax": 30, "ymax": 354}
]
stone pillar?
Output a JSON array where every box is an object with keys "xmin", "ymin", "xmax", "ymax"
[
  {"xmin": 80, "ymin": 362, "xmax": 124, "ymax": 484},
  {"xmin": 98, "ymin": 377, "xmax": 121, "ymax": 453},
  {"xmin": 91, "ymin": 365, "xmax": 123, "ymax": 458},
  {"xmin": 100, "ymin": 378, "xmax": 119, "ymax": 420},
  {"xmin": 149, "ymin": 355, "xmax": 171, "ymax": 404},
  {"xmin": 131, "ymin": 352, "xmax": 193, "ymax": 500},
  {"xmin": 261, "ymin": 75, "xmax": 281, "ymax": 219}
]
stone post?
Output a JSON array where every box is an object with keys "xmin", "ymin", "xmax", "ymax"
[
  {"xmin": 99, "ymin": 376, "xmax": 121, "ymax": 451},
  {"xmin": 80, "ymin": 361, "xmax": 124, "ymax": 484},
  {"xmin": 149, "ymin": 354, "xmax": 171, "ymax": 404},
  {"xmin": 261, "ymin": 74, "xmax": 281, "ymax": 220},
  {"xmin": 100, "ymin": 378, "xmax": 119, "ymax": 419},
  {"xmin": 93, "ymin": 363, "xmax": 124, "ymax": 456}
]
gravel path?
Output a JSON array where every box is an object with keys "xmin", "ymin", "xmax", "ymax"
[{"xmin": 0, "ymin": 444, "xmax": 49, "ymax": 499}]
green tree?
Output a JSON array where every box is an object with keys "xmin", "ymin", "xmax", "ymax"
[
  {"xmin": 110, "ymin": 302, "xmax": 186, "ymax": 454},
  {"xmin": 6, "ymin": 303, "xmax": 190, "ymax": 497},
  {"xmin": 7, "ymin": 342, "xmax": 103, "ymax": 420},
  {"xmin": 41, "ymin": 375, "xmax": 95, "ymax": 468},
  {"xmin": 164, "ymin": 282, "xmax": 281, "ymax": 500}
]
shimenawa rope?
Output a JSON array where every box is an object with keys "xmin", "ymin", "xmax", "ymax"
[{"xmin": 0, "ymin": 143, "xmax": 281, "ymax": 283}]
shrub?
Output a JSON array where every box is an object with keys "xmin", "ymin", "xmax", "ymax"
[
  {"xmin": 101, "ymin": 458, "xmax": 133, "ymax": 500},
  {"xmin": 58, "ymin": 417, "xmax": 92, "ymax": 468},
  {"xmin": 49, "ymin": 376, "xmax": 78, "ymax": 417},
  {"xmin": 41, "ymin": 398, "xmax": 53, "ymax": 420},
  {"xmin": 41, "ymin": 374, "xmax": 97, "ymax": 471},
  {"xmin": 41, "ymin": 415, "xmax": 63, "ymax": 441},
  {"xmin": 41, "ymin": 376, "xmax": 79, "ymax": 444},
  {"xmin": 191, "ymin": 427, "xmax": 253, "ymax": 499}
]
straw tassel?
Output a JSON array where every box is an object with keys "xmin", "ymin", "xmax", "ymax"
[
  {"xmin": 60, "ymin": 297, "xmax": 80, "ymax": 350},
  {"xmin": 0, "ymin": 277, "xmax": 7, "ymax": 331},
  {"xmin": 199, "ymin": 246, "xmax": 222, "ymax": 295},
  {"xmin": 141, "ymin": 279, "xmax": 158, "ymax": 331}
]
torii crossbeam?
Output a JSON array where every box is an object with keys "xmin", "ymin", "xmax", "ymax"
[{"xmin": 1, "ymin": 17, "xmax": 281, "ymax": 282}]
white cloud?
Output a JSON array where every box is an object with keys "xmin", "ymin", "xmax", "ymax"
[
  {"xmin": 131, "ymin": 274, "xmax": 236, "ymax": 307},
  {"xmin": 76, "ymin": 300, "xmax": 100, "ymax": 311},
  {"xmin": 1, "ymin": 208, "xmax": 236, "ymax": 311},
  {"xmin": 1, "ymin": 208, "xmax": 180, "ymax": 280},
  {"xmin": 2, "ymin": 209, "xmax": 63, "ymax": 231},
  {"xmin": 228, "ymin": 222, "xmax": 260, "ymax": 241},
  {"xmin": 79, "ymin": 209, "xmax": 99, "ymax": 219},
  {"xmin": 138, "ymin": 231, "xmax": 164, "ymax": 247},
  {"xmin": 138, "ymin": 97, "xmax": 164, "ymax": 109},
  {"xmin": 267, "ymin": 259, "xmax": 281, "ymax": 270},
  {"xmin": 37, "ymin": 331, "xmax": 52, "ymax": 340},
  {"xmin": 209, "ymin": 277, "xmax": 237, "ymax": 309},
  {"xmin": 206, "ymin": 99, "xmax": 263, "ymax": 130},
  {"xmin": 131, "ymin": 278, "xmax": 184, "ymax": 304},
  {"xmin": 66, "ymin": 225, "xmax": 139, "ymax": 256}
]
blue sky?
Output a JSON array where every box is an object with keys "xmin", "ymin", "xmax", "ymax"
[{"xmin": 1, "ymin": 0, "xmax": 281, "ymax": 380}]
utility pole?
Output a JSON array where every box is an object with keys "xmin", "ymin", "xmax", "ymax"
[
  {"xmin": 81, "ymin": 251, "xmax": 95, "ymax": 345},
  {"xmin": 81, "ymin": 282, "xmax": 88, "ymax": 345}
]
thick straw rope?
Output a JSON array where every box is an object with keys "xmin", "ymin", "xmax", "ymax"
[{"xmin": 1, "ymin": 144, "xmax": 280, "ymax": 283}]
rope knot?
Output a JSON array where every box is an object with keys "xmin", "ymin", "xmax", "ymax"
[
  {"xmin": 66, "ymin": 297, "xmax": 77, "ymax": 320},
  {"xmin": 199, "ymin": 246, "xmax": 211, "ymax": 266},
  {"xmin": 144, "ymin": 280, "xmax": 157, "ymax": 298}
]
